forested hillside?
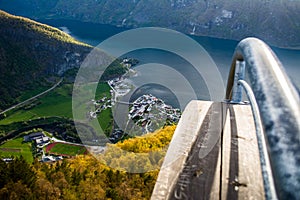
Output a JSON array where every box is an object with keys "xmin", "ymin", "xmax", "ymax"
[
  {"xmin": 0, "ymin": 10, "xmax": 92, "ymax": 110},
  {"xmin": 0, "ymin": 125, "xmax": 176, "ymax": 200}
]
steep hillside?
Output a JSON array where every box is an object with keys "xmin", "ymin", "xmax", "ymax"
[
  {"xmin": 0, "ymin": 0, "xmax": 300, "ymax": 48},
  {"xmin": 0, "ymin": 10, "xmax": 92, "ymax": 110},
  {"xmin": 0, "ymin": 125, "xmax": 176, "ymax": 199}
]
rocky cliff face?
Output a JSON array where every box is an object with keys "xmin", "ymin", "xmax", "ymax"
[
  {"xmin": 1, "ymin": 0, "xmax": 300, "ymax": 48},
  {"xmin": 0, "ymin": 10, "xmax": 92, "ymax": 109}
]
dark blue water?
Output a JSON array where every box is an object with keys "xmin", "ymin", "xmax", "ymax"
[
  {"xmin": 39, "ymin": 19, "xmax": 300, "ymax": 107},
  {"xmin": 38, "ymin": 19, "xmax": 128, "ymax": 46}
]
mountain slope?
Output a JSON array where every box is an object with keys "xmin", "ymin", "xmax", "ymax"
[
  {"xmin": 0, "ymin": 10, "xmax": 92, "ymax": 110},
  {"xmin": 0, "ymin": 0, "xmax": 300, "ymax": 48}
]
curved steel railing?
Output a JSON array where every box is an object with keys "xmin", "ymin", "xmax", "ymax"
[{"xmin": 225, "ymin": 38, "xmax": 300, "ymax": 199}]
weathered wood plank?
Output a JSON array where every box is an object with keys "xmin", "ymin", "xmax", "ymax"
[
  {"xmin": 151, "ymin": 100, "xmax": 213, "ymax": 200},
  {"xmin": 234, "ymin": 104, "xmax": 265, "ymax": 199},
  {"xmin": 221, "ymin": 104, "xmax": 265, "ymax": 200},
  {"xmin": 221, "ymin": 107, "xmax": 232, "ymax": 199},
  {"xmin": 168, "ymin": 102, "xmax": 222, "ymax": 200},
  {"xmin": 151, "ymin": 101, "xmax": 265, "ymax": 200}
]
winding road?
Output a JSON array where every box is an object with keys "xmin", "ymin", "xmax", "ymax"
[{"xmin": 0, "ymin": 78, "xmax": 63, "ymax": 115}]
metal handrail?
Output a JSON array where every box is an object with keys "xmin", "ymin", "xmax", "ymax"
[
  {"xmin": 225, "ymin": 38, "xmax": 300, "ymax": 199},
  {"xmin": 238, "ymin": 79, "xmax": 277, "ymax": 200}
]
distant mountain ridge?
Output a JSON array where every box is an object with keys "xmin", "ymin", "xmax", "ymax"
[
  {"xmin": 0, "ymin": 0, "xmax": 300, "ymax": 48},
  {"xmin": 0, "ymin": 10, "xmax": 92, "ymax": 110}
]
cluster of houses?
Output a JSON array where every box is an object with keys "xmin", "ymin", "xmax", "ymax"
[
  {"xmin": 129, "ymin": 94, "xmax": 161, "ymax": 119},
  {"xmin": 89, "ymin": 58, "xmax": 139, "ymax": 119},
  {"xmin": 121, "ymin": 57, "xmax": 139, "ymax": 68},
  {"xmin": 23, "ymin": 132, "xmax": 63, "ymax": 162},
  {"xmin": 108, "ymin": 58, "xmax": 139, "ymax": 98},
  {"xmin": 90, "ymin": 97, "xmax": 112, "ymax": 119},
  {"xmin": 129, "ymin": 94, "xmax": 181, "ymax": 120},
  {"xmin": 41, "ymin": 155, "xmax": 63, "ymax": 162},
  {"xmin": 108, "ymin": 77, "xmax": 131, "ymax": 96},
  {"xmin": 90, "ymin": 57, "xmax": 139, "ymax": 120},
  {"xmin": 128, "ymin": 94, "xmax": 181, "ymax": 133},
  {"xmin": 24, "ymin": 132, "xmax": 50, "ymax": 148}
]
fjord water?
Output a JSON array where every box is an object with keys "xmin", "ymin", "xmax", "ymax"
[{"xmin": 40, "ymin": 19, "xmax": 300, "ymax": 107}]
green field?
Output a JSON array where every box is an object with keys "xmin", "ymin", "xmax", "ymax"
[
  {"xmin": 98, "ymin": 108, "xmax": 113, "ymax": 136},
  {"xmin": 0, "ymin": 137, "xmax": 33, "ymax": 163},
  {"xmin": 46, "ymin": 142, "xmax": 87, "ymax": 156},
  {"xmin": 96, "ymin": 82, "xmax": 111, "ymax": 99},
  {"xmin": 17, "ymin": 85, "xmax": 49, "ymax": 102},
  {"xmin": 0, "ymin": 82, "xmax": 111, "ymax": 125}
]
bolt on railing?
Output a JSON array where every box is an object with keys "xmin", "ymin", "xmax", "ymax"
[{"xmin": 225, "ymin": 38, "xmax": 300, "ymax": 200}]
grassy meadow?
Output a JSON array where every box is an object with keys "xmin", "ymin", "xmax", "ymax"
[
  {"xmin": 0, "ymin": 137, "xmax": 33, "ymax": 163},
  {"xmin": 0, "ymin": 82, "xmax": 111, "ymax": 125}
]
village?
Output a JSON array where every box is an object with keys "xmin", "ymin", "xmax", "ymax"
[
  {"xmin": 100, "ymin": 93, "xmax": 181, "ymax": 142},
  {"xmin": 89, "ymin": 57, "xmax": 182, "ymax": 141},
  {"xmin": 128, "ymin": 94, "xmax": 181, "ymax": 133},
  {"xmin": 89, "ymin": 58, "xmax": 137, "ymax": 119}
]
